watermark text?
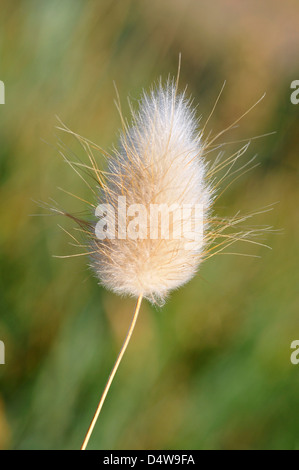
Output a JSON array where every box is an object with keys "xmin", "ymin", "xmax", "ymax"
[
  {"xmin": 95, "ymin": 197, "xmax": 204, "ymax": 248},
  {"xmin": 290, "ymin": 80, "xmax": 299, "ymax": 105},
  {"xmin": 0, "ymin": 81, "xmax": 5, "ymax": 104},
  {"xmin": 290, "ymin": 340, "xmax": 299, "ymax": 365},
  {"xmin": 0, "ymin": 340, "xmax": 5, "ymax": 364}
]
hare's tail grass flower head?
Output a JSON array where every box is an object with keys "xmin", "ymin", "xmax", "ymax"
[
  {"xmin": 48, "ymin": 67, "xmax": 273, "ymax": 449},
  {"xmin": 90, "ymin": 81, "xmax": 212, "ymax": 306}
]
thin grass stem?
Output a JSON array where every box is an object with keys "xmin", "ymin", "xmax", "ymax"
[{"xmin": 80, "ymin": 293, "xmax": 143, "ymax": 450}]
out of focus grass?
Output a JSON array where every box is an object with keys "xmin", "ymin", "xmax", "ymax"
[{"xmin": 0, "ymin": 0, "xmax": 298, "ymax": 450}]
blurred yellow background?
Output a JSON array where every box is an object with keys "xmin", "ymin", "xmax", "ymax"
[{"xmin": 0, "ymin": 0, "xmax": 298, "ymax": 450}]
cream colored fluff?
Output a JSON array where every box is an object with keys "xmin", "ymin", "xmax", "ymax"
[{"xmin": 91, "ymin": 82, "xmax": 212, "ymax": 304}]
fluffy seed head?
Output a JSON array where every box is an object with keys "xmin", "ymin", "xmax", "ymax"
[
  {"xmin": 91, "ymin": 82, "xmax": 212, "ymax": 304},
  {"xmin": 52, "ymin": 76, "xmax": 271, "ymax": 306}
]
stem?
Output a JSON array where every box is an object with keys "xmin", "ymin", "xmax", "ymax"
[{"xmin": 80, "ymin": 293, "xmax": 143, "ymax": 450}]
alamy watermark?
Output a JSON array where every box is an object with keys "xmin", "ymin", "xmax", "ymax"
[
  {"xmin": 0, "ymin": 80, "xmax": 5, "ymax": 104},
  {"xmin": 290, "ymin": 80, "xmax": 299, "ymax": 105},
  {"xmin": 290, "ymin": 340, "xmax": 299, "ymax": 365},
  {"xmin": 0, "ymin": 340, "xmax": 5, "ymax": 364},
  {"xmin": 95, "ymin": 197, "xmax": 204, "ymax": 248}
]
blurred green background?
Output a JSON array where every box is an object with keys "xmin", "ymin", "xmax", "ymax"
[{"xmin": 0, "ymin": 0, "xmax": 298, "ymax": 450}]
